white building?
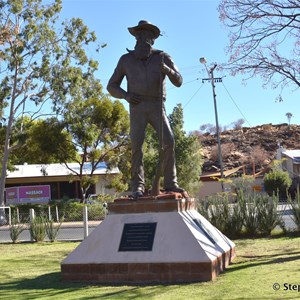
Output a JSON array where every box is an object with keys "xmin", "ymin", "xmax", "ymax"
[
  {"xmin": 5, "ymin": 162, "xmax": 119, "ymax": 201},
  {"xmin": 277, "ymin": 147, "xmax": 300, "ymax": 179}
]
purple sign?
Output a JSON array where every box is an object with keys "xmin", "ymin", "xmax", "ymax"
[
  {"xmin": 6, "ymin": 185, "xmax": 51, "ymax": 204},
  {"xmin": 5, "ymin": 187, "xmax": 19, "ymax": 204}
]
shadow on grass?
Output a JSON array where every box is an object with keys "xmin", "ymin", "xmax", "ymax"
[
  {"xmin": 0, "ymin": 272, "xmax": 87, "ymax": 294},
  {"xmin": 0, "ymin": 271, "xmax": 185, "ymax": 299},
  {"xmin": 227, "ymin": 250, "xmax": 300, "ymax": 273}
]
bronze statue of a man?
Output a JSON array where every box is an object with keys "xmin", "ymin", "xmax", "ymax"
[{"xmin": 107, "ymin": 20, "xmax": 183, "ymax": 198}]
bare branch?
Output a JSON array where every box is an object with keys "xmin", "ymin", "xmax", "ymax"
[{"xmin": 219, "ymin": 0, "xmax": 300, "ymax": 89}]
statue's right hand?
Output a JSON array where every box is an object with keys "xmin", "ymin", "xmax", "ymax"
[{"xmin": 125, "ymin": 93, "xmax": 141, "ymax": 105}]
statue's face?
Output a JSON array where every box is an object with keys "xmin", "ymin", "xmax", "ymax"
[
  {"xmin": 134, "ymin": 33, "xmax": 153, "ymax": 60},
  {"xmin": 135, "ymin": 29, "xmax": 155, "ymax": 46}
]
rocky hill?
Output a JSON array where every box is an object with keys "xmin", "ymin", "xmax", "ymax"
[{"xmin": 198, "ymin": 123, "xmax": 300, "ymax": 174}]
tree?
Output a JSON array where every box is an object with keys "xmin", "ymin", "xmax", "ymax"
[
  {"xmin": 285, "ymin": 112, "xmax": 293, "ymax": 126},
  {"xmin": 144, "ymin": 104, "xmax": 203, "ymax": 195},
  {"xmin": 11, "ymin": 117, "xmax": 75, "ymax": 164},
  {"xmin": 11, "ymin": 92, "xmax": 130, "ymax": 202},
  {"xmin": 264, "ymin": 169, "xmax": 292, "ymax": 199},
  {"xmin": 143, "ymin": 124, "xmax": 159, "ymax": 191},
  {"xmin": 199, "ymin": 123, "xmax": 216, "ymax": 134},
  {"xmin": 219, "ymin": 1, "xmax": 300, "ymax": 90},
  {"xmin": 58, "ymin": 94, "xmax": 130, "ymax": 202},
  {"xmin": 231, "ymin": 118, "xmax": 245, "ymax": 130},
  {"xmin": 17, "ymin": 95, "xmax": 130, "ymax": 202},
  {"xmin": 0, "ymin": 0, "xmax": 99, "ymax": 206}
]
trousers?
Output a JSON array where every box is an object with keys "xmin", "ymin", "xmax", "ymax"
[{"xmin": 129, "ymin": 100, "xmax": 178, "ymax": 192}]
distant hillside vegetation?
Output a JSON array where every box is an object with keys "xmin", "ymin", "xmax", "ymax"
[{"xmin": 197, "ymin": 123, "xmax": 300, "ymax": 174}]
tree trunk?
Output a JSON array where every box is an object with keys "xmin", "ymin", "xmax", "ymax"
[
  {"xmin": 0, "ymin": 69, "xmax": 18, "ymax": 226},
  {"xmin": 80, "ymin": 186, "xmax": 86, "ymax": 203},
  {"xmin": 0, "ymin": 109, "xmax": 14, "ymax": 224},
  {"xmin": 0, "ymin": 144, "xmax": 9, "ymax": 206}
]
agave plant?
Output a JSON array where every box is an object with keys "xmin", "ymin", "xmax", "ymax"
[
  {"xmin": 288, "ymin": 189, "xmax": 300, "ymax": 231},
  {"xmin": 9, "ymin": 215, "xmax": 27, "ymax": 244},
  {"xmin": 256, "ymin": 193, "xmax": 284, "ymax": 235},
  {"xmin": 30, "ymin": 216, "xmax": 46, "ymax": 242},
  {"xmin": 45, "ymin": 218, "xmax": 63, "ymax": 242}
]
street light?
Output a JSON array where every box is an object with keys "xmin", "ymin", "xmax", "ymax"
[{"xmin": 200, "ymin": 57, "xmax": 224, "ymax": 191}]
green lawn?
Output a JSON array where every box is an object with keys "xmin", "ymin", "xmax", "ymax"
[{"xmin": 0, "ymin": 236, "xmax": 300, "ymax": 299}]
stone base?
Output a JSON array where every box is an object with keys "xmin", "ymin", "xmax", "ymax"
[{"xmin": 61, "ymin": 196, "xmax": 235, "ymax": 284}]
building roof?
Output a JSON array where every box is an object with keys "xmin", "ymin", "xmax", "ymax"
[
  {"xmin": 282, "ymin": 149, "xmax": 300, "ymax": 164},
  {"xmin": 7, "ymin": 162, "xmax": 119, "ymax": 179},
  {"xmin": 199, "ymin": 166, "xmax": 243, "ymax": 181}
]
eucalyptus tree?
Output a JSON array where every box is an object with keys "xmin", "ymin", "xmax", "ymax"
[
  {"xmin": 12, "ymin": 93, "xmax": 130, "ymax": 202},
  {"xmin": 168, "ymin": 104, "xmax": 203, "ymax": 194},
  {"xmin": 61, "ymin": 91, "xmax": 130, "ymax": 202},
  {"xmin": 144, "ymin": 104, "xmax": 203, "ymax": 195},
  {"xmin": 10, "ymin": 116, "xmax": 75, "ymax": 164},
  {"xmin": 0, "ymin": 0, "xmax": 99, "ymax": 206},
  {"xmin": 219, "ymin": 1, "xmax": 300, "ymax": 92}
]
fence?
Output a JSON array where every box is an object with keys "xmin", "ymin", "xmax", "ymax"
[
  {"xmin": 0, "ymin": 202, "xmax": 298, "ymax": 243},
  {"xmin": 0, "ymin": 207, "xmax": 11, "ymax": 225},
  {"xmin": 0, "ymin": 205, "xmax": 106, "ymax": 243}
]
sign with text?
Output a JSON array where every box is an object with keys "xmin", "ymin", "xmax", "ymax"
[
  {"xmin": 118, "ymin": 222, "xmax": 157, "ymax": 252},
  {"xmin": 6, "ymin": 185, "xmax": 51, "ymax": 205}
]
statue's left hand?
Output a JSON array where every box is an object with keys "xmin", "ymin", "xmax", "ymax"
[{"xmin": 125, "ymin": 93, "xmax": 141, "ymax": 105}]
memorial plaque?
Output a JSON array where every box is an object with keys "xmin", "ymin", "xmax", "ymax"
[
  {"xmin": 193, "ymin": 218, "xmax": 217, "ymax": 244},
  {"xmin": 119, "ymin": 222, "xmax": 157, "ymax": 251}
]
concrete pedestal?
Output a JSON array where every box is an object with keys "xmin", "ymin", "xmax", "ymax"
[{"xmin": 61, "ymin": 195, "xmax": 235, "ymax": 284}]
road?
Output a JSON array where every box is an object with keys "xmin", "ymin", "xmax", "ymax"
[
  {"xmin": 0, "ymin": 206, "xmax": 298, "ymax": 243},
  {"xmin": 277, "ymin": 204, "xmax": 297, "ymax": 230},
  {"xmin": 0, "ymin": 221, "xmax": 101, "ymax": 243}
]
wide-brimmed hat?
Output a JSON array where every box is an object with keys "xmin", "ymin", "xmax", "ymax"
[{"xmin": 128, "ymin": 20, "xmax": 160, "ymax": 39}]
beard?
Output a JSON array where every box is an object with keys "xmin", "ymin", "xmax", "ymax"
[{"xmin": 134, "ymin": 41, "xmax": 152, "ymax": 60}]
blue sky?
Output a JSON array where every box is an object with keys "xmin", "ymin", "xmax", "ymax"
[{"xmin": 58, "ymin": 0, "xmax": 300, "ymax": 133}]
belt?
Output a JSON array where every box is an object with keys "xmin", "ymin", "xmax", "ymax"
[{"xmin": 139, "ymin": 95, "xmax": 166, "ymax": 101}]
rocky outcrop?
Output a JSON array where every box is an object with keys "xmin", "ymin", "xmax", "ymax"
[{"xmin": 199, "ymin": 123, "xmax": 300, "ymax": 174}]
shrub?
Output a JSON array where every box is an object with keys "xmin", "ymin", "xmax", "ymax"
[
  {"xmin": 62, "ymin": 202, "xmax": 84, "ymax": 221},
  {"xmin": 198, "ymin": 193, "xmax": 244, "ymax": 238},
  {"xmin": 238, "ymin": 191, "xmax": 259, "ymax": 235},
  {"xmin": 227, "ymin": 201, "xmax": 244, "ymax": 237},
  {"xmin": 10, "ymin": 223, "xmax": 24, "ymax": 244},
  {"xmin": 231, "ymin": 175, "xmax": 254, "ymax": 194},
  {"xmin": 30, "ymin": 216, "xmax": 46, "ymax": 242},
  {"xmin": 231, "ymin": 118, "xmax": 245, "ymax": 130},
  {"xmin": 264, "ymin": 169, "xmax": 292, "ymax": 199},
  {"xmin": 288, "ymin": 189, "xmax": 300, "ymax": 230},
  {"xmin": 256, "ymin": 193, "xmax": 285, "ymax": 235},
  {"xmin": 211, "ymin": 143, "xmax": 235, "ymax": 161},
  {"xmin": 88, "ymin": 204, "xmax": 105, "ymax": 220},
  {"xmin": 238, "ymin": 191, "xmax": 284, "ymax": 236},
  {"xmin": 11, "ymin": 203, "xmax": 48, "ymax": 216},
  {"xmin": 45, "ymin": 219, "xmax": 63, "ymax": 242},
  {"xmin": 250, "ymin": 145, "xmax": 269, "ymax": 166},
  {"xmin": 197, "ymin": 199, "xmax": 210, "ymax": 220},
  {"xmin": 201, "ymin": 190, "xmax": 285, "ymax": 237},
  {"xmin": 9, "ymin": 214, "xmax": 27, "ymax": 243},
  {"xmin": 206, "ymin": 194, "xmax": 230, "ymax": 233},
  {"xmin": 58, "ymin": 201, "xmax": 107, "ymax": 221}
]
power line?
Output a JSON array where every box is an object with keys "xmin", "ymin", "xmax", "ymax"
[
  {"xmin": 221, "ymin": 81, "xmax": 252, "ymax": 127},
  {"xmin": 167, "ymin": 69, "xmax": 252, "ymax": 128},
  {"xmin": 183, "ymin": 82, "xmax": 204, "ymax": 109},
  {"xmin": 167, "ymin": 77, "xmax": 201, "ymax": 91}
]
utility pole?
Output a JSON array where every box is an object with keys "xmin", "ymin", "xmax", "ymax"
[{"xmin": 200, "ymin": 57, "xmax": 224, "ymax": 191}]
